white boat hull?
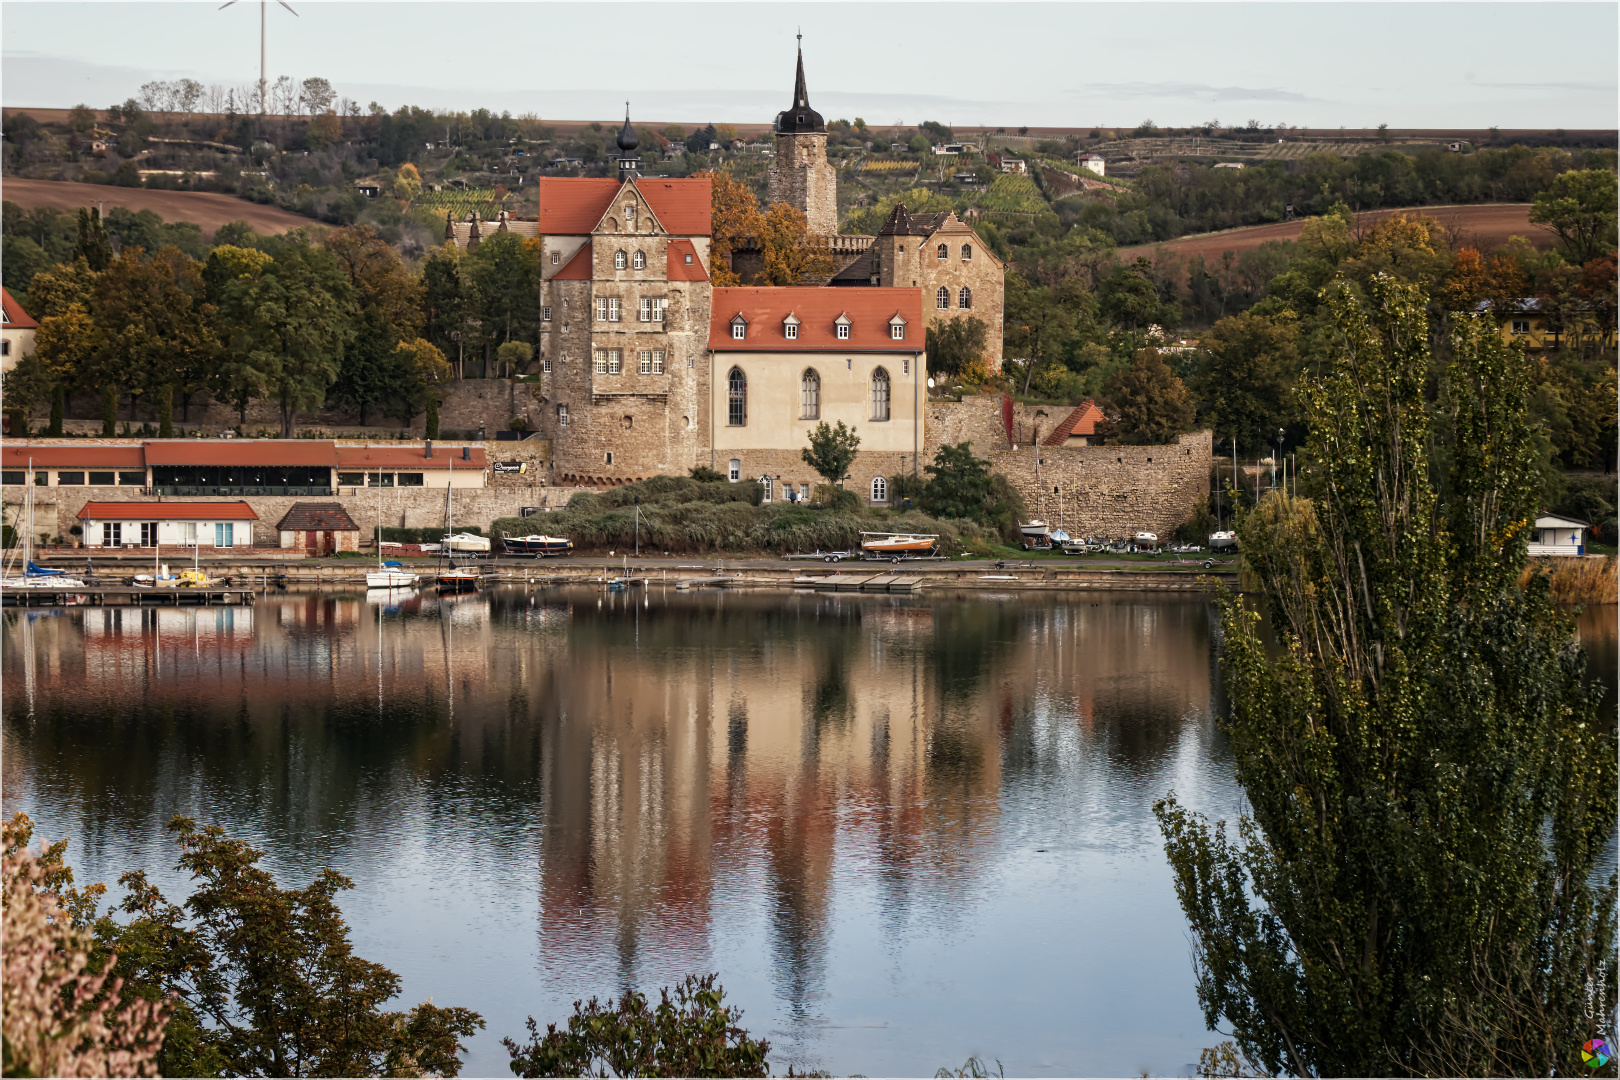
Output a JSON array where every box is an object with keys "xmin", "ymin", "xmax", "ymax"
[{"xmin": 366, "ymin": 570, "xmax": 418, "ymax": 588}]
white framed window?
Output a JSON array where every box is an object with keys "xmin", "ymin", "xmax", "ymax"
[
  {"xmin": 181, "ymin": 522, "xmax": 197, "ymax": 547},
  {"xmin": 728, "ymin": 367, "xmax": 747, "ymax": 426},
  {"xmin": 761, "ymin": 476, "xmax": 773, "ymax": 503},
  {"xmin": 801, "ymin": 368, "xmax": 821, "ymax": 419},
  {"xmin": 936, "ymin": 286, "xmax": 950, "ymax": 310},
  {"xmin": 624, "ymin": 203, "xmax": 637, "ymax": 226},
  {"xmin": 543, "ymin": 306, "xmax": 552, "ymax": 322},
  {"xmin": 639, "ymin": 349, "xmax": 652, "ymax": 374},
  {"xmin": 871, "ymin": 476, "xmax": 888, "ymax": 503},
  {"xmin": 889, "ymin": 319, "xmax": 905, "ymax": 341},
  {"xmin": 652, "ymin": 298, "xmax": 665, "ymax": 323},
  {"xmin": 785, "ymin": 322, "xmax": 798, "ymax": 339},
  {"xmin": 870, "ymin": 367, "xmax": 891, "ymax": 421},
  {"xmin": 551, "ymin": 251, "xmax": 560, "ymax": 265},
  {"xmin": 557, "ymin": 404, "xmax": 569, "ymax": 426},
  {"xmin": 652, "ymin": 350, "xmax": 665, "ymax": 374},
  {"xmin": 1511, "ymin": 320, "xmax": 1530, "ymax": 334},
  {"xmin": 961, "ymin": 244, "xmax": 972, "ymax": 260},
  {"xmin": 835, "ymin": 317, "xmax": 850, "ymax": 340},
  {"xmin": 959, "ymin": 286, "xmax": 972, "ymax": 310},
  {"xmin": 728, "ymin": 459, "xmax": 741, "ymax": 482},
  {"xmin": 608, "ymin": 349, "xmax": 622, "ymax": 373},
  {"xmin": 596, "ymin": 297, "xmax": 609, "ymax": 321},
  {"xmin": 639, "ymin": 298, "xmax": 654, "ymax": 322},
  {"xmin": 614, "ymin": 250, "xmax": 628, "ymax": 270},
  {"xmin": 730, "ymin": 317, "xmax": 747, "ymax": 340},
  {"xmin": 608, "ymin": 298, "xmax": 621, "ymax": 322},
  {"xmin": 799, "ymin": 483, "xmax": 810, "ymax": 499},
  {"xmin": 542, "ymin": 357, "xmax": 552, "ymax": 373},
  {"xmin": 632, "ymin": 251, "xmax": 646, "ymax": 270}
]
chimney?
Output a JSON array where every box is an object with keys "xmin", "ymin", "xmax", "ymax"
[
  {"xmin": 462, "ymin": 445, "xmax": 470, "ymax": 461},
  {"xmin": 425, "ymin": 439, "xmax": 433, "ymax": 458}
]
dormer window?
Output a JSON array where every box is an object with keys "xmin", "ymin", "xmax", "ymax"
[
  {"xmin": 614, "ymin": 251, "xmax": 628, "ymax": 270},
  {"xmin": 632, "ymin": 251, "xmax": 646, "ymax": 270},
  {"xmin": 834, "ymin": 313, "xmax": 851, "ymax": 340},
  {"xmin": 684, "ymin": 253, "xmax": 693, "ymax": 264},
  {"xmin": 783, "ymin": 313, "xmax": 800, "ymax": 340},
  {"xmin": 889, "ymin": 316, "xmax": 906, "ymax": 341},
  {"xmin": 731, "ymin": 316, "xmax": 747, "ymax": 341}
]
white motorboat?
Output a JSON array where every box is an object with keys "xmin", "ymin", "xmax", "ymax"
[
  {"xmin": 1018, "ymin": 520, "xmax": 1050, "ymax": 539},
  {"xmin": 442, "ymin": 532, "xmax": 491, "ymax": 553},
  {"xmin": 1208, "ymin": 531, "xmax": 1238, "ymax": 550},
  {"xmin": 367, "ymin": 568, "xmax": 418, "ymax": 589}
]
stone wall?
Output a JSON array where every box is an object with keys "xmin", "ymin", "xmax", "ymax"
[
  {"xmin": 924, "ymin": 394, "xmax": 1212, "ymax": 539},
  {"xmin": 768, "ymin": 132, "xmax": 838, "ymax": 236},
  {"xmin": 719, "ymin": 449, "xmax": 923, "ymax": 507}
]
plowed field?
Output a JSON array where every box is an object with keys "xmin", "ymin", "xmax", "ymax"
[{"xmin": 0, "ymin": 178, "xmax": 316, "ymax": 236}]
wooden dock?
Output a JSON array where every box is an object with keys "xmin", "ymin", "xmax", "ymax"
[
  {"xmin": 810, "ymin": 573, "xmax": 926, "ymax": 594},
  {"xmin": 2, "ymin": 585, "xmax": 256, "ymax": 608}
]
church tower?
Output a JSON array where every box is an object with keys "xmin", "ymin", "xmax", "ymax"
[{"xmin": 767, "ymin": 42, "xmax": 838, "ymax": 236}]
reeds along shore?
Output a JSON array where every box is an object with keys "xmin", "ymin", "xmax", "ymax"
[{"xmin": 1519, "ymin": 556, "xmax": 1619, "ymax": 605}]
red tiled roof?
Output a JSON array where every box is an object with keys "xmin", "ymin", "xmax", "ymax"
[
  {"xmin": 537, "ymin": 178, "xmax": 711, "ymax": 236},
  {"xmin": 2, "ymin": 444, "xmax": 145, "ymax": 469},
  {"xmin": 336, "ymin": 445, "xmax": 489, "ymax": 470},
  {"xmin": 143, "ymin": 440, "xmax": 337, "ymax": 467},
  {"xmin": 709, "ymin": 287, "xmax": 923, "ymax": 352},
  {"xmin": 77, "ymin": 501, "xmax": 259, "ymax": 521},
  {"xmin": 551, "ymin": 243, "xmax": 593, "ymax": 280},
  {"xmin": 274, "ymin": 502, "xmax": 360, "ymax": 531},
  {"xmin": 1, "ymin": 288, "xmax": 37, "ymax": 330},
  {"xmin": 1043, "ymin": 400, "xmax": 1107, "ymax": 445},
  {"xmin": 666, "ymin": 239, "xmax": 708, "ymax": 281}
]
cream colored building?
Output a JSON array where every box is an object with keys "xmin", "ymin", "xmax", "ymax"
[
  {"xmin": 2, "ymin": 288, "xmax": 37, "ymax": 375},
  {"xmin": 707, "ymin": 287, "xmax": 925, "ymax": 505}
]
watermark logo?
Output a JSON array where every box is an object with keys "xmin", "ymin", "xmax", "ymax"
[{"xmin": 1583, "ymin": 1038, "xmax": 1612, "ymax": 1069}]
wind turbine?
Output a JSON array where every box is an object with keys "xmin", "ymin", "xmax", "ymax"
[{"xmin": 218, "ymin": 0, "xmax": 298, "ymax": 116}]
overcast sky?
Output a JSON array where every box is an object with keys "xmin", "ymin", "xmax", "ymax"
[{"xmin": 3, "ymin": 2, "xmax": 1616, "ymax": 130}]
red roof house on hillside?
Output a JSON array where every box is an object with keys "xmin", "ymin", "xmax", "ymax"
[{"xmin": 1043, "ymin": 401, "xmax": 1107, "ymax": 447}]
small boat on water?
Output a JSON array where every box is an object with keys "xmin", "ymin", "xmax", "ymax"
[
  {"xmin": 1208, "ymin": 531, "xmax": 1238, "ymax": 550},
  {"xmin": 860, "ymin": 532, "xmax": 939, "ymax": 556},
  {"xmin": 366, "ymin": 564, "xmax": 418, "ymax": 589},
  {"xmin": 502, "ymin": 534, "xmax": 573, "ymax": 557},
  {"xmin": 435, "ymin": 566, "xmax": 480, "ymax": 592}
]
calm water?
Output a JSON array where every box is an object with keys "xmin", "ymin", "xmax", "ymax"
[{"xmin": 2, "ymin": 588, "xmax": 1612, "ymax": 1077}]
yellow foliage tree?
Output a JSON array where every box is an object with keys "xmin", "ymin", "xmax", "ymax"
[
  {"xmin": 397, "ymin": 337, "xmax": 452, "ymax": 386},
  {"xmin": 758, "ymin": 203, "xmax": 835, "ymax": 286},
  {"xmin": 703, "ymin": 170, "xmax": 761, "ymax": 287},
  {"xmin": 392, "ymin": 162, "xmax": 423, "ymax": 204}
]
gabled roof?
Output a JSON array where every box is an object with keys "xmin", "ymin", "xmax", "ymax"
[
  {"xmin": 77, "ymin": 501, "xmax": 259, "ymax": 521},
  {"xmin": 666, "ymin": 238, "xmax": 708, "ymax": 281},
  {"xmin": 552, "ymin": 243, "xmax": 594, "ymax": 280},
  {"xmin": 275, "ymin": 502, "xmax": 361, "ymax": 532},
  {"xmin": 1043, "ymin": 401, "xmax": 1107, "ymax": 445},
  {"xmin": 1, "ymin": 288, "xmax": 37, "ymax": 330},
  {"xmin": 709, "ymin": 287, "xmax": 922, "ymax": 352},
  {"xmin": 144, "ymin": 441, "xmax": 337, "ymax": 467},
  {"xmin": 336, "ymin": 445, "xmax": 489, "ymax": 470},
  {"xmin": 1534, "ymin": 513, "xmax": 1590, "ymax": 528},
  {"xmin": 537, "ymin": 177, "xmax": 711, "ymax": 236},
  {"xmin": 2, "ymin": 444, "xmax": 145, "ymax": 469}
]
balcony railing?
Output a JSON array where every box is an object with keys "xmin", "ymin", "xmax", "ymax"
[{"xmin": 154, "ymin": 485, "xmax": 333, "ymax": 497}]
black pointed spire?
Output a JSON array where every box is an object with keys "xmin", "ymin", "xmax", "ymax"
[
  {"xmin": 616, "ymin": 102, "xmax": 641, "ymax": 179},
  {"xmin": 616, "ymin": 102, "xmax": 639, "ymax": 153},
  {"xmin": 774, "ymin": 40, "xmax": 825, "ymax": 134}
]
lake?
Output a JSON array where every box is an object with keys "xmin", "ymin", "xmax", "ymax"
[{"xmin": 2, "ymin": 587, "xmax": 1612, "ymax": 1077}]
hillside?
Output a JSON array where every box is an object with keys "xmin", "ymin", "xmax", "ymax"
[{"xmin": 1, "ymin": 178, "xmax": 317, "ymax": 236}]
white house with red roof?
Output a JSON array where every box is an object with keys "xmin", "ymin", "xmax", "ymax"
[{"xmin": 1, "ymin": 287, "xmax": 38, "ymax": 374}]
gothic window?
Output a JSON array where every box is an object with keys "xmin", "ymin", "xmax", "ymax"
[
  {"xmin": 937, "ymin": 243, "xmax": 948, "ymax": 260},
  {"xmin": 632, "ymin": 250, "xmax": 646, "ymax": 270},
  {"xmin": 959, "ymin": 286, "xmax": 972, "ymax": 309},
  {"xmin": 870, "ymin": 367, "xmax": 891, "ymax": 421},
  {"xmin": 625, "ymin": 204, "xmax": 637, "ymax": 227},
  {"xmin": 801, "ymin": 368, "xmax": 821, "ymax": 419},
  {"xmin": 614, "ymin": 251, "xmax": 628, "ymax": 270},
  {"xmin": 731, "ymin": 316, "xmax": 747, "ymax": 341},
  {"xmin": 728, "ymin": 367, "xmax": 747, "ymax": 426},
  {"xmin": 871, "ymin": 476, "xmax": 888, "ymax": 503},
  {"xmin": 961, "ymin": 244, "xmax": 973, "ymax": 260}
]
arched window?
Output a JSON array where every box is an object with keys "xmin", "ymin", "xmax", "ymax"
[
  {"xmin": 871, "ymin": 476, "xmax": 888, "ymax": 503},
  {"xmin": 632, "ymin": 250, "xmax": 646, "ymax": 270},
  {"xmin": 870, "ymin": 367, "xmax": 891, "ymax": 421},
  {"xmin": 936, "ymin": 243, "xmax": 948, "ymax": 260},
  {"xmin": 613, "ymin": 250, "xmax": 627, "ymax": 269},
  {"xmin": 961, "ymin": 244, "xmax": 973, "ymax": 260},
  {"xmin": 801, "ymin": 368, "xmax": 821, "ymax": 419},
  {"xmin": 936, "ymin": 286, "xmax": 950, "ymax": 310},
  {"xmin": 959, "ymin": 286, "xmax": 973, "ymax": 309},
  {"xmin": 728, "ymin": 367, "xmax": 747, "ymax": 427}
]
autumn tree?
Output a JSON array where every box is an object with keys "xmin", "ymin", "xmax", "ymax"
[
  {"xmin": 391, "ymin": 162, "xmax": 423, "ymax": 203},
  {"xmin": 1439, "ymin": 245, "xmax": 1528, "ymax": 315},
  {"xmin": 1156, "ymin": 276, "xmax": 1616, "ymax": 1078},
  {"xmin": 703, "ymin": 170, "xmax": 761, "ymax": 287},
  {"xmin": 757, "ymin": 203, "xmax": 834, "ymax": 286},
  {"xmin": 26, "ymin": 256, "xmax": 99, "ymax": 319},
  {"xmin": 1004, "ymin": 271, "xmax": 1078, "ymax": 394},
  {"xmin": 90, "ymin": 246, "xmax": 216, "ymax": 425},
  {"xmin": 1100, "ymin": 348, "xmax": 1196, "ymax": 444},
  {"xmin": 1189, "ymin": 312, "xmax": 1299, "ymax": 453},
  {"xmin": 321, "ymin": 224, "xmax": 424, "ymax": 338}
]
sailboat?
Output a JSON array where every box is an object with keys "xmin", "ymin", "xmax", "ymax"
[
  {"xmin": 1, "ymin": 465, "xmax": 87, "ymax": 591},
  {"xmin": 366, "ymin": 467, "xmax": 418, "ymax": 589},
  {"xmin": 434, "ymin": 457, "xmax": 480, "ymax": 592}
]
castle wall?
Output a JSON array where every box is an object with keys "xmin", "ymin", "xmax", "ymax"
[{"xmin": 768, "ymin": 132, "xmax": 838, "ymax": 236}]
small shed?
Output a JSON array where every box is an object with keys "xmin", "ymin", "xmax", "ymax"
[
  {"xmin": 1528, "ymin": 513, "xmax": 1588, "ymax": 556},
  {"xmin": 276, "ymin": 502, "xmax": 361, "ymax": 555}
]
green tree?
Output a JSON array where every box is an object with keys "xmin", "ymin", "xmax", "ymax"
[
  {"xmin": 503, "ymin": 975, "xmax": 768, "ymax": 1079},
  {"xmin": 91, "ymin": 246, "xmax": 215, "ymax": 426},
  {"xmin": 67, "ymin": 103, "xmax": 97, "ymax": 133},
  {"xmin": 100, "ymin": 816, "xmax": 483, "ymax": 1078},
  {"xmin": 1190, "ymin": 312, "xmax": 1300, "ymax": 453},
  {"xmin": 1101, "ymin": 348, "xmax": 1196, "ymax": 444},
  {"xmin": 1529, "ymin": 168, "xmax": 1619, "ymax": 265},
  {"xmin": 327, "ymin": 307, "xmax": 400, "ymax": 426},
  {"xmin": 420, "ymin": 242, "xmax": 470, "ymax": 375},
  {"xmin": 495, "ymin": 340, "xmax": 531, "ymax": 379},
  {"xmin": 1098, "ymin": 264, "xmax": 1167, "ymax": 332},
  {"xmin": 219, "ymin": 241, "xmax": 356, "ymax": 436},
  {"xmin": 1155, "ymin": 276, "xmax": 1616, "ymax": 1078},
  {"xmin": 926, "ymin": 315, "xmax": 990, "ymax": 382},
  {"xmin": 321, "ymin": 224, "xmax": 423, "ymax": 339},
  {"xmin": 917, "ymin": 442, "xmax": 1027, "ymax": 536},
  {"xmin": 25, "ymin": 257, "xmax": 99, "ymax": 320},
  {"xmin": 802, "ymin": 420, "xmax": 861, "ymax": 487},
  {"xmin": 75, "ymin": 207, "xmax": 113, "ymax": 271},
  {"xmin": 465, "ymin": 232, "xmax": 543, "ymax": 368},
  {"xmin": 1003, "ymin": 271, "xmax": 1078, "ymax": 395}
]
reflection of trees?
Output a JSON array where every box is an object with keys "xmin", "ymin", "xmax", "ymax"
[{"xmin": 926, "ymin": 601, "xmax": 1022, "ymax": 704}]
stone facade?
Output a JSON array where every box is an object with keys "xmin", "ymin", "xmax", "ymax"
[
  {"xmin": 880, "ymin": 211, "xmax": 1006, "ymax": 372},
  {"xmin": 768, "ymin": 131, "xmax": 838, "ymax": 237}
]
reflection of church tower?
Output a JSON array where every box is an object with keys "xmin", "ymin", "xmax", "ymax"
[{"xmin": 767, "ymin": 41, "xmax": 838, "ymax": 236}]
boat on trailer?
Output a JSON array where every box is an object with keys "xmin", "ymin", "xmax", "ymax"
[
  {"xmin": 501, "ymin": 534, "xmax": 573, "ymax": 557},
  {"xmin": 860, "ymin": 532, "xmax": 940, "ymax": 558}
]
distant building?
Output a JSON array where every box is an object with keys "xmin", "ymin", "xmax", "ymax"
[
  {"xmin": 1212, "ymin": 162, "xmax": 1245, "ymax": 170},
  {"xmin": 1075, "ymin": 153, "xmax": 1105, "ymax": 176},
  {"xmin": 1, "ymin": 288, "xmax": 37, "ymax": 374},
  {"xmin": 1042, "ymin": 401, "xmax": 1107, "ymax": 448},
  {"xmin": 1528, "ymin": 513, "xmax": 1588, "ymax": 556},
  {"xmin": 275, "ymin": 502, "xmax": 361, "ymax": 554},
  {"xmin": 355, "ymin": 180, "xmax": 381, "ymax": 197},
  {"xmin": 930, "ymin": 143, "xmax": 964, "ymax": 156},
  {"xmin": 999, "ymin": 157, "xmax": 1028, "ymax": 174},
  {"xmin": 1476, "ymin": 297, "xmax": 1617, "ymax": 354}
]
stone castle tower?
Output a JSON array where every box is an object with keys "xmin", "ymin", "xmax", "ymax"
[{"xmin": 767, "ymin": 45, "xmax": 838, "ymax": 236}]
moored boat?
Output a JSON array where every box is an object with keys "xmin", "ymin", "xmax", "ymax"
[{"xmin": 435, "ymin": 566, "xmax": 480, "ymax": 592}]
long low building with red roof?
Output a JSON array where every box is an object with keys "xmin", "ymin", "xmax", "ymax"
[{"xmin": 77, "ymin": 501, "xmax": 259, "ymax": 549}]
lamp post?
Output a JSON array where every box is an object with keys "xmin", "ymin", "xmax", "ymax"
[
  {"xmin": 1275, "ymin": 428, "xmax": 1285, "ymax": 495},
  {"xmin": 634, "ymin": 495, "xmax": 640, "ymax": 557}
]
